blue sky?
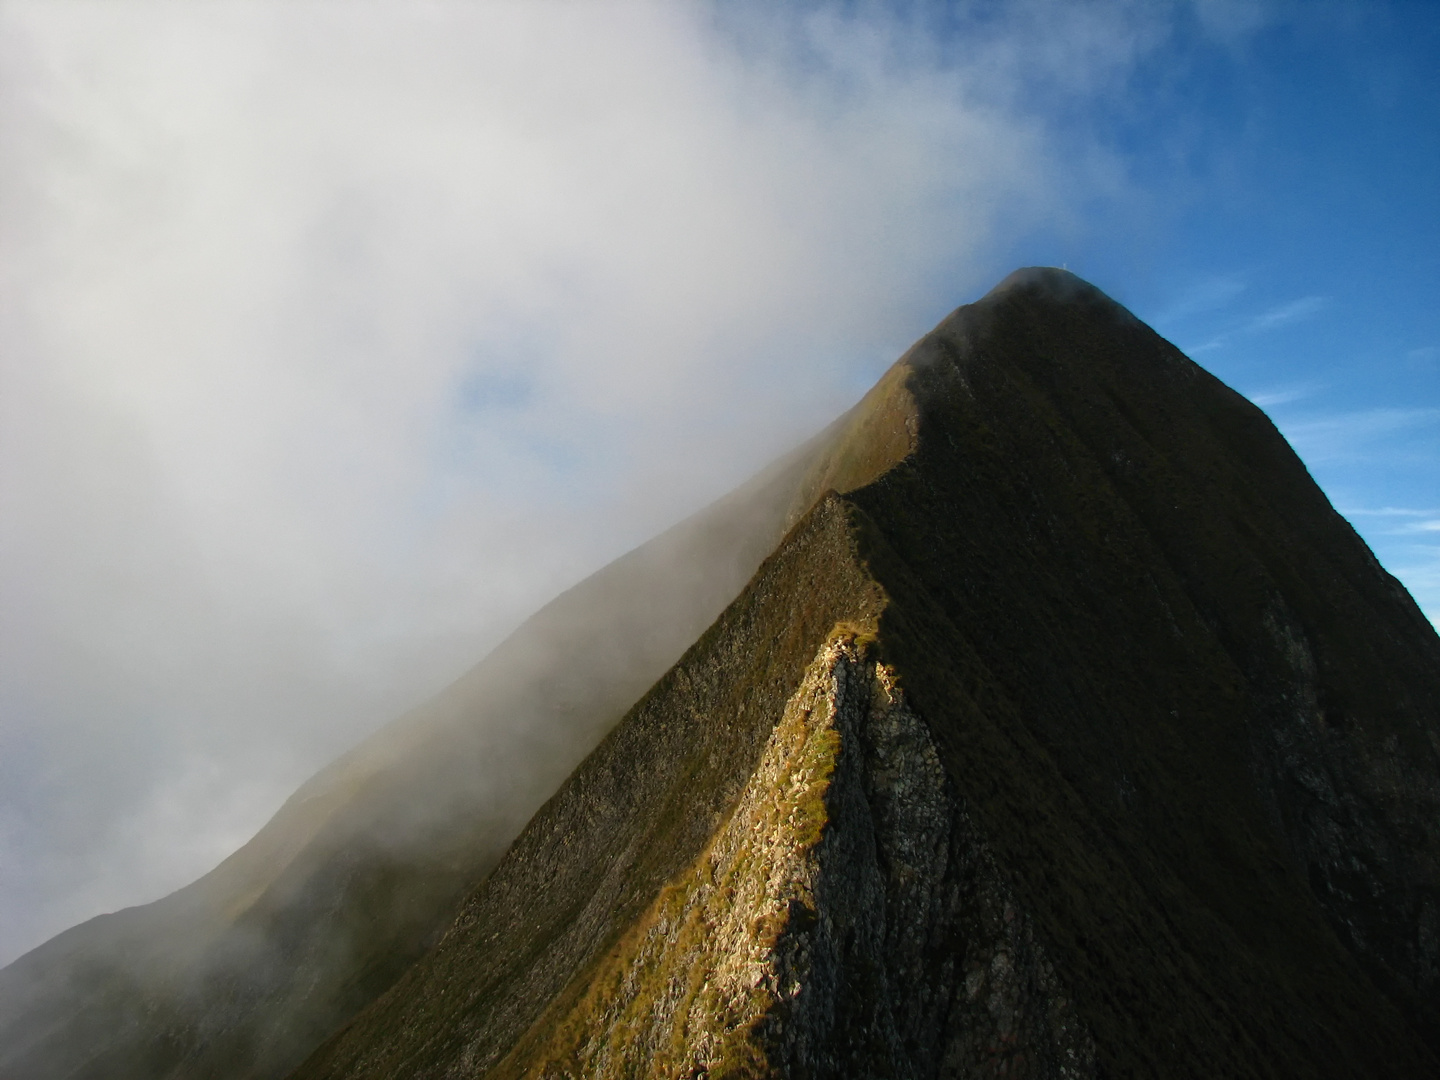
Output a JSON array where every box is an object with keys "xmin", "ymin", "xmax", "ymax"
[
  {"xmin": 1123, "ymin": 7, "xmax": 1440, "ymax": 628},
  {"xmin": 971, "ymin": 2, "xmax": 1440, "ymax": 625},
  {"xmin": 0, "ymin": 0, "xmax": 1436, "ymax": 964}
]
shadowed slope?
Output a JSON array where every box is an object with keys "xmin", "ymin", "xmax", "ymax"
[
  {"xmin": 0, "ymin": 363, "xmax": 914, "ymax": 1079},
  {"xmin": 293, "ymin": 269, "xmax": 1440, "ymax": 1079},
  {"xmin": 837, "ymin": 267, "xmax": 1440, "ymax": 1075}
]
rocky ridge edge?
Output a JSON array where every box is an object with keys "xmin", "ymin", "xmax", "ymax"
[{"xmin": 498, "ymin": 629, "xmax": 1095, "ymax": 1079}]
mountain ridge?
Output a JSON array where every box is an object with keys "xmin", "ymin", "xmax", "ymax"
[
  {"xmin": 5, "ymin": 267, "xmax": 1440, "ymax": 1079},
  {"xmin": 293, "ymin": 267, "xmax": 1440, "ymax": 1077}
]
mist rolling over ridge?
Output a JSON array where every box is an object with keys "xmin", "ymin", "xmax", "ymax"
[
  {"xmin": 0, "ymin": 0, "xmax": 1067, "ymax": 964},
  {"xmin": 6, "ymin": 265, "xmax": 1440, "ymax": 1078},
  {"xmin": 2, "ymin": 0, "xmax": 1439, "ymax": 1023}
]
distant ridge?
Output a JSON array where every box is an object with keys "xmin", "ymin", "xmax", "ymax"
[{"xmin": 6, "ymin": 269, "xmax": 1440, "ymax": 1078}]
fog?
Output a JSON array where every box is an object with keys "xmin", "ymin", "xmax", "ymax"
[{"xmin": 0, "ymin": 1, "xmax": 1223, "ymax": 965}]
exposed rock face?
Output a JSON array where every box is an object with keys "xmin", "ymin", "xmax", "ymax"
[
  {"xmin": 498, "ymin": 631, "xmax": 1093, "ymax": 1080},
  {"xmin": 8, "ymin": 268, "xmax": 1440, "ymax": 1079},
  {"xmin": 508, "ymin": 632, "xmax": 873, "ymax": 1079}
]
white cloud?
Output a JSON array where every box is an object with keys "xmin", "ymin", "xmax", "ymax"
[
  {"xmin": 1248, "ymin": 294, "xmax": 1328, "ymax": 332},
  {"xmin": 0, "ymin": 0, "xmax": 1252, "ymax": 964},
  {"xmin": 1246, "ymin": 384, "xmax": 1319, "ymax": 408},
  {"xmin": 1277, "ymin": 408, "xmax": 1439, "ymax": 464},
  {"xmin": 1187, "ymin": 336, "xmax": 1228, "ymax": 355},
  {"xmin": 1340, "ymin": 506, "xmax": 1438, "ymax": 519},
  {"xmin": 1180, "ymin": 292, "xmax": 1328, "ymax": 355}
]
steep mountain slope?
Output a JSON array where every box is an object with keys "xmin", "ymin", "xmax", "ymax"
[
  {"xmin": 291, "ymin": 269, "xmax": 1440, "ymax": 1079},
  {"xmin": 0, "ymin": 365, "xmax": 914, "ymax": 1077}
]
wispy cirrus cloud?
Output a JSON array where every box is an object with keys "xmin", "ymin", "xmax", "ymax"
[
  {"xmin": 1248, "ymin": 295, "xmax": 1328, "ymax": 332},
  {"xmin": 1246, "ymin": 383, "xmax": 1322, "ymax": 408},
  {"xmin": 1152, "ymin": 272, "xmax": 1249, "ymax": 328},
  {"xmin": 1340, "ymin": 506, "xmax": 1437, "ymax": 518},
  {"xmin": 1186, "ymin": 293, "xmax": 1329, "ymax": 354},
  {"xmin": 1340, "ymin": 509, "xmax": 1440, "ymax": 535},
  {"xmin": 1275, "ymin": 407, "xmax": 1439, "ymax": 463}
]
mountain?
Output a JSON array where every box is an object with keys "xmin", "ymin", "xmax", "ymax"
[
  {"xmin": 0, "ymin": 326, "xmax": 911, "ymax": 1079},
  {"xmin": 5, "ymin": 268, "xmax": 1440, "ymax": 1078}
]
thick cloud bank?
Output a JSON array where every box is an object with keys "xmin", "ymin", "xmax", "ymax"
[{"xmin": 0, "ymin": 1, "xmax": 1219, "ymax": 964}]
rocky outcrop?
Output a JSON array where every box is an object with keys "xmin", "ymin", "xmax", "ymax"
[
  {"xmin": 500, "ymin": 632, "xmax": 871, "ymax": 1079},
  {"xmin": 499, "ymin": 630, "xmax": 1093, "ymax": 1080}
]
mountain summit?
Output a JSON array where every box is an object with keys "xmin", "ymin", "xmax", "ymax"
[{"xmin": 5, "ymin": 269, "xmax": 1440, "ymax": 1078}]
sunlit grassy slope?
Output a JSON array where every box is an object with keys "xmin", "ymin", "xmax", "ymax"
[{"xmin": 293, "ymin": 270, "xmax": 1440, "ymax": 1079}]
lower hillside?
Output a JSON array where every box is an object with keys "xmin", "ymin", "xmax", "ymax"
[{"xmin": 290, "ymin": 495, "xmax": 889, "ymax": 1079}]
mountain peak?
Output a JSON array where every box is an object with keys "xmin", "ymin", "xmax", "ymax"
[
  {"xmin": 986, "ymin": 263, "xmax": 1101, "ymax": 298},
  {"xmin": 290, "ymin": 269, "xmax": 1440, "ymax": 1079},
  {"xmin": 5, "ymin": 269, "xmax": 1440, "ymax": 1079}
]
